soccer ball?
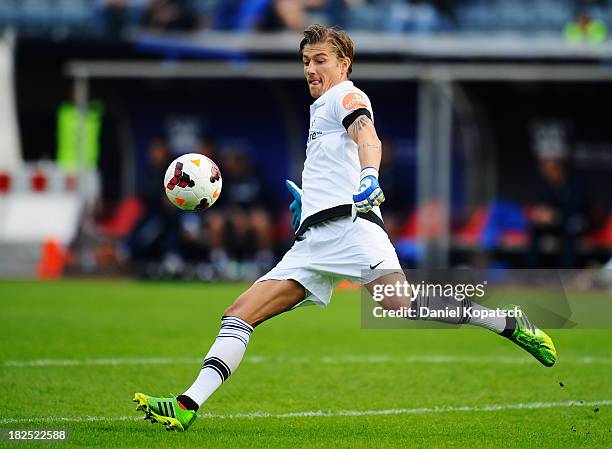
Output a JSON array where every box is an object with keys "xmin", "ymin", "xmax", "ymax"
[{"xmin": 164, "ymin": 153, "xmax": 222, "ymax": 211}]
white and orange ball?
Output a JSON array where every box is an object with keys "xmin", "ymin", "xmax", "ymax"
[{"xmin": 164, "ymin": 153, "xmax": 222, "ymax": 211}]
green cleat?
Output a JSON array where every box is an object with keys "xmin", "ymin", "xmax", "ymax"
[
  {"xmin": 502, "ymin": 305, "xmax": 557, "ymax": 367},
  {"xmin": 132, "ymin": 393, "xmax": 197, "ymax": 431}
]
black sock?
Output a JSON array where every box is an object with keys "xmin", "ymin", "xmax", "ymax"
[
  {"xmin": 500, "ymin": 316, "xmax": 517, "ymax": 339},
  {"xmin": 176, "ymin": 394, "xmax": 199, "ymax": 411}
]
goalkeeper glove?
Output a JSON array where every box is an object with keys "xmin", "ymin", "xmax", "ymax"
[
  {"xmin": 286, "ymin": 179, "xmax": 302, "ymax": 232},
  {"xmin": 352, "ymin": 166, "xmax": 385, "ymax": 214}
]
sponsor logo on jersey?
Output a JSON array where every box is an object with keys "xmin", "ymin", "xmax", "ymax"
[
  {"xmin": 307, "ymin": 130, "xmax": 323, "ymax": 143},
  {"xmin": 342, "ymin": 92, "xmax": 368, "ymax": 111}
]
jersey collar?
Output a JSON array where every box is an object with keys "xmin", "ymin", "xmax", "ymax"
[{"xmin": 312, "ymin": 80, "xmax": 354, "ymax": 107}]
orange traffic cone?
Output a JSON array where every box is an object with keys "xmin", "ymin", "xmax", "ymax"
[
  {"xmin": 335, "ymin": 279, "xmax": 360, "ymax": 291},
  {"xmin": 37, "ymin": 239, "xmax": 66, "ymax": 279}
]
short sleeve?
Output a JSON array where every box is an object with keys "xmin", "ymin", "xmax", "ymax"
[{"xmin": 331, "ymin": 89, "xmax": 374, "ymax": 130}]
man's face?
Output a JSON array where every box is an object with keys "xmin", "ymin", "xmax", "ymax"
[{"xmin": 302, "ymin": 42, "xmax": 349, "ymax": 98}]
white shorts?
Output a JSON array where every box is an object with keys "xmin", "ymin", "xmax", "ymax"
[{"xmin": 257, "ymin": 216, "xmax": 402, "ymax": 308}]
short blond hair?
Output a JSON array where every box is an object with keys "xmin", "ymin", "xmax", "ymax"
[{"xmin": 298, "ymin": 24, "xmax": 355, "ymax": 75}]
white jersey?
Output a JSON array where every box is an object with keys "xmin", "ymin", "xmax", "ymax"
[
  {"xmin": 258, "ymin": 84, "xmax": 403, "ymax": 306},
  {"xmin": 301, "ymin": 80, "xmax": 380, "ymax": 222}
]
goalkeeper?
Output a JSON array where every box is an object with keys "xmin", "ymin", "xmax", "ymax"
[{"xmin": 134, "ymin": 24, "xmax": 557, "ymax": 431}]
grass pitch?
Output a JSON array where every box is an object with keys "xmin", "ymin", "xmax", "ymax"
[{"xmin": 0, "ymin": 280, "xmax": 610, "ymax": 448}]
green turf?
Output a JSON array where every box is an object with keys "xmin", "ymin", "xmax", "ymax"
[{"xmin": 0, "ymin": 280, "xmax": 610, "ymax": 448}]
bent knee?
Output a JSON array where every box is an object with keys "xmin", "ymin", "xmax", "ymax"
[
  {"xmin": 222, "ymin": 288, "xmax": 265, "ymax": 326},
  {"xmin": 222, "ymin": 280, "xmax": 305, "ymax": 327},
  {"xmin": 223, "ymin": 296, "xmax": 248, "ymax": 321}
]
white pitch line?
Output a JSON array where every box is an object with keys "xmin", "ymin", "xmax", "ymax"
[
  {"xmin": 0, "ymin": 400, "xmax": 609, "ymax": 425},
  {"xmin": 3, "ymin": 354, "xmax": 612, "ymax": 368},
  {"xmin": 2, "ymin": 357, "xmax": 203, "ymax": 367}
]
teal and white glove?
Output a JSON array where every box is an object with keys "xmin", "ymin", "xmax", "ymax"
[
  {"xmin": 286, "ymin": 180, "xmax": 302, "ymax": 232},
  {"xmin": 352, "ymin": 166, "xmax": 385, "ymax": 214}
]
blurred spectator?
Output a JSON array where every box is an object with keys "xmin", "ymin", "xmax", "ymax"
[
  {"xmin": 527, "ymin": 156, "xmax": 592, "ymax": 268},
  {"xmin": 177, "ymin": 137, "xmax": 220, "ymax": 263},
  {"xmin": 207, "ymin": 147, "xmax": 275, "ymax": 277},
  {"xmin": 142, "ymin": 0, "xmax": 197, "ymax": 31},
  {"xmin": 241, "ymin": 0, "xmax": 334, "ymax": 31},
  {"xmin": 564, "ymin": 0, "xmax": 609, "ymax": 43},
  {"xmin": 128, "ymin": 139, "xmax": 181, "ymax": 267},
  {"xmin": 213, "ymin": 0, "xmax": 330, "ymax": 31},
  {"xmin": 269, "ymin": 0, "xmax": 328, "ymax": 31}
]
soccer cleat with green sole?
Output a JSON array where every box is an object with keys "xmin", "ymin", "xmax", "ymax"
[
  {"xmin": 503, "ymin": 304, "xmax": 557, "ymax": 367},
  {"xmin": 133, "ymin": 393, "xmax": 197, "ymax": 431}
]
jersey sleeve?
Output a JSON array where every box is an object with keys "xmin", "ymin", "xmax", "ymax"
[{"xmin": 331, "ymin": 88, "xmax": 374, "ymax": 130}]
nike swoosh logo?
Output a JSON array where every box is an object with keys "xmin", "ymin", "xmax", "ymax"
[{"xmin": 369, "ymin": 260, "xmax": 384, "ymax": 270}]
